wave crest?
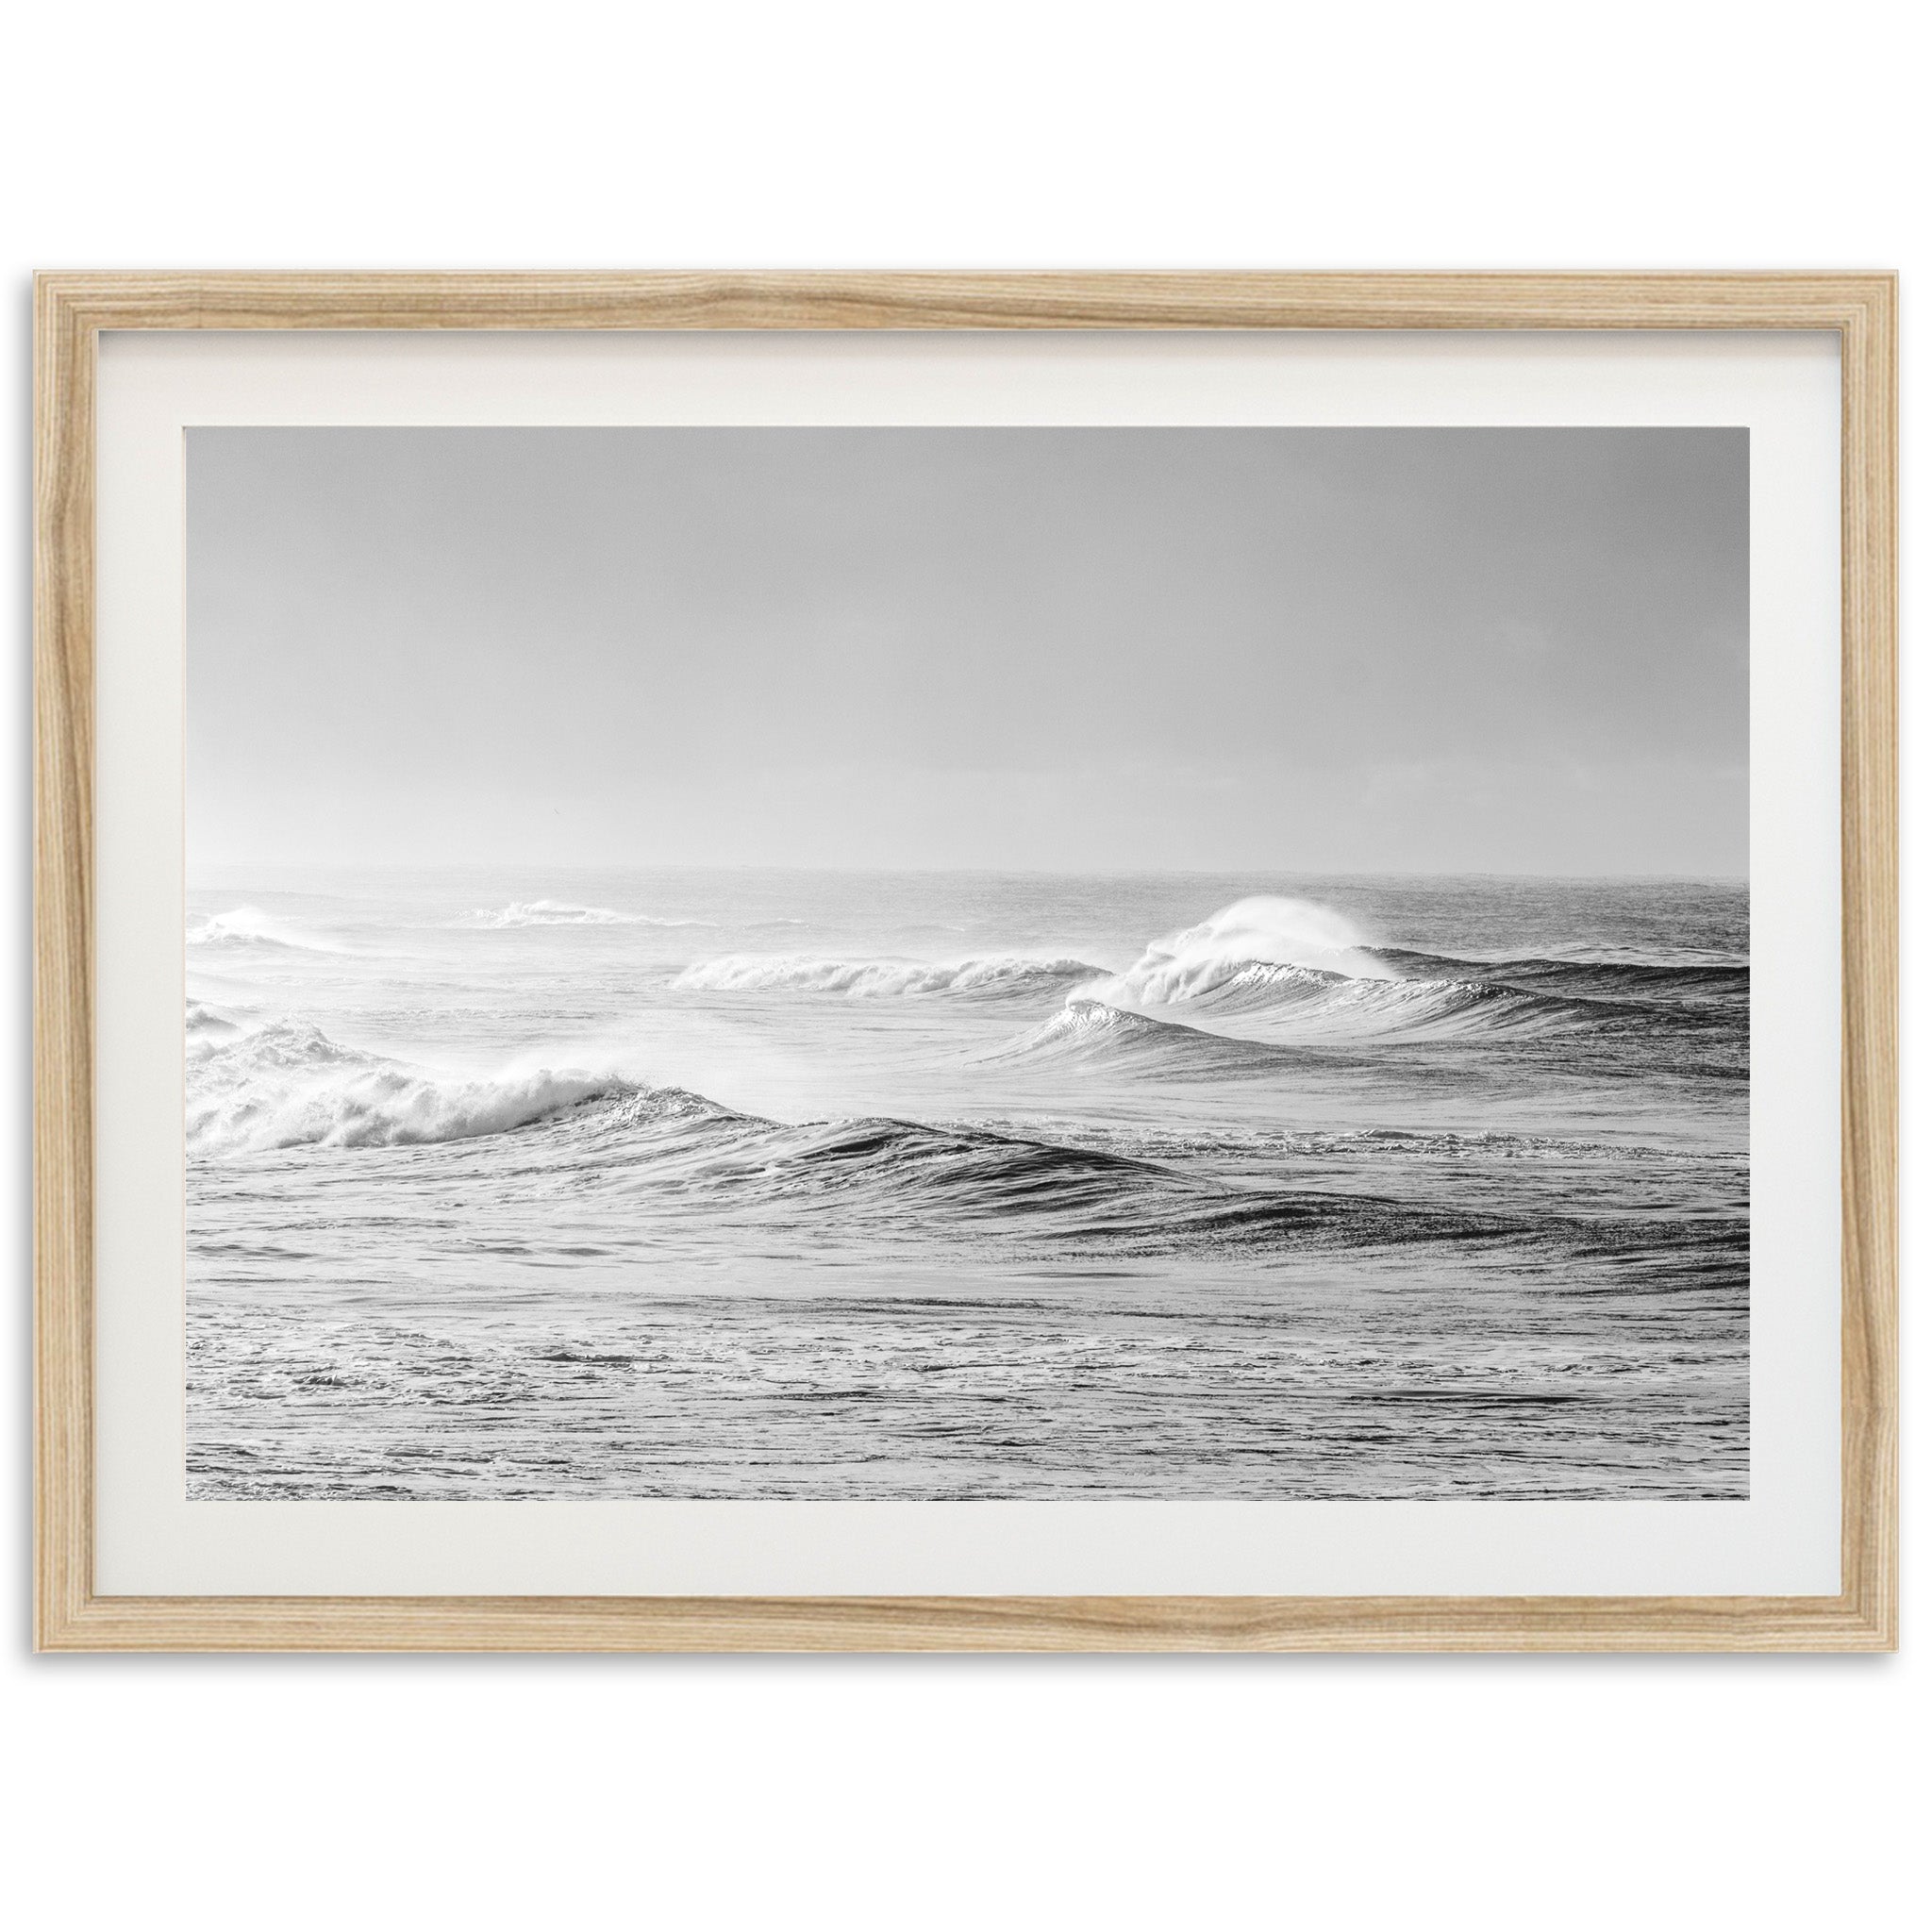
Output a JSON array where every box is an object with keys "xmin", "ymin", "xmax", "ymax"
[
  {"xmin": 994, "ymin": 999, "xmax": 1293, "ymax": 1076},
  {"xmin": 464, "ymin": 901, "xmax": 710, "ymax": 929},
  {"xmin": 1070, "ymin": 898, "xmax": 1723, "ymax": 1044},
  {"xmin": 673, "ymin": 954, "xmax": 1102, "ymax": 999},
  {"xmin": 187, "ymin": 999, "xmax": 245, "ymax": 1044},
  {"xmin": 1095, "ymin": 964, "xmax": 1658, "ymax": 1043},
  {"xmin": 188, "ymin": 907, "xmax": 334, "ymax": 952},
  {"xmin": 1076, "ymin": 894, "xmax": 1391, "ymax": 1008},
  {"xmin": 188, "ymin": 1013, "xmax": 646, "ymax": 1156}
]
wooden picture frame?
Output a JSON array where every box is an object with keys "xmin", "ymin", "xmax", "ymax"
[{"xmin": 34, "ymin": 272, "xmax": 1897, "ymax": 1652}]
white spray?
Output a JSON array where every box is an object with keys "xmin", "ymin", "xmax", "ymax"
[{"xmin": 1077, "ymin": 894, "xmax": 1393, "ymax": 1006}]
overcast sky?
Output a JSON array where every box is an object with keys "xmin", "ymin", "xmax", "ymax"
[{"xmin": 188, "ymin": 425, "xmax": 1746, "ymax": 874}]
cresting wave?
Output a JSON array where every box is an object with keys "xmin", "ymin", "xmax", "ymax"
[
  {"xmin": 1100, "ymin": 962, "xmax": 1677, "ymax": 1041},
  {"xmin": 185, "ymin": 889, "xmax": 1745, "ymax": 1237},
  {"xmin": 664, "ymin": 895, "xmax": 1736, "ymax": 1045},
  {"xmin": 465, "ymin": 900, "xmax": 711, "ymax": 928},
  {"xmin": 187, "ymin": 999, "xmax": 245, "ymax": 1042},
  {"xmin": 188, "ymin": 1011, "xmax": 642, "ymax": 1156},
  {"xmin": 1059, "ymin": 898, "xmax": 1734, "ymax": 1044},
  {"xmin": 184, "ymin": 1005, "xmax": 1542, "ymax": 1254},
  {"xmin": 992, "ymin": 999, "xmax": 1296, "ymax": 1076},
  {"xmin": 1074, "ymin": 895, "xmax": 1395, "ymax": 1007},
  {"xmin": 673, "ymin": 954, "xmax": 1103, "ymax": 999},
  {"xmin": 188, "ymin": 907, "xmax": 337, "ymax": 952}
]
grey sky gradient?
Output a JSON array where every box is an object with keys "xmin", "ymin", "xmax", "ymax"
[{"xmin": 188, "ymin": 426, "xmax": 1747, "ymax": 873}]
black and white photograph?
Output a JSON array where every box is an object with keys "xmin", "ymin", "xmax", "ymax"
[{"xmin": 183, "ymin": 425, "xmax": 1749, "ymax": 1503}]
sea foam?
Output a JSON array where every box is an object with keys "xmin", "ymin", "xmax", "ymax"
[
  {"xmin": 187, "ymin": 1012, "xmax": 640, "ymax": 1156},
  {"xmin": 1075, "ymin": 894, "xmax": 1393, "ymax": 1007}
]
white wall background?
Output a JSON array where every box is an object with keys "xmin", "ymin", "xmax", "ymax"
[{"xmin": 2, "ymin": 4, "xmax": 1920, "ymax": 1925}]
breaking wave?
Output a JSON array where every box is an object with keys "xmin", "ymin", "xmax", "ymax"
[
  {"xmin": 1074, "ymin": 951, "xmax": 1641, "ymax": 1039},
  {"xmin": 187, "ymin": 1012, "xmax": 648, "ymax": 1156},
  {"xmin": 1075, "ymin": 894, "xmax": 1392, "ymax": 1007},
  {"xmin": 465, "ymin": 901, "xmax": 711, "ymax": 929},
  {"xmin": 188, "ymin": 907, "xmax": 336, "ymax": 952},
  {"xmin": 1072, "ymin": 897, "xmax": 1737, "ymax": 1035},
  {"xmin": 182, "ymin": 1005, "xmax": 1524, "ymax": 1253},
  {"xmin": 1061, "ymin": 899, "xmax": 1727, "ymax": 1044},
  {"xmin": 673, "ymin": 953, "xmax": 1102, "ymax": 1000},
  {"xmin": 187, "ymin": 999, "xmax": 245, "ymax": 1044}
]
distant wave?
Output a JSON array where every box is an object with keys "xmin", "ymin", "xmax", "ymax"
[
  {"xmin": 188, "ymin": 907, "xmax": 337, "ymax": 952},
  {"xmin": 673, "ymin": 954, "xmax": 1103, "ymax": 1000},
  {"xmin": 464, "ymin": 900, "xmax": 712, "ymax": 929},
  {"xmin": 187, "ymin": 1011, "xmax": 648, "ymax": 1156}
]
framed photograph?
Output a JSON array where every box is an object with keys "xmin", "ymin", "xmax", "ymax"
[{"xmin": 34, "ymin": 274, "xmax": 1896, "ymax": 1651}]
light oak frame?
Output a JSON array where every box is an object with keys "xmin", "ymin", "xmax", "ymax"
[{"xmin": 33, "ymin": 273, "xmax": 1898, "ymax": 1651}]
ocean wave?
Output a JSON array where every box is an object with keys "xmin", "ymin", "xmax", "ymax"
[
  {"xmin": 182, "ymin": 1006, "xmax": 1737, "ymax": 1259},
  {"xmin": 464, "ymin": 900, "xmax": 712, "ymax": 929},
  {"xmin": 991, "ymin": 999, "xmax": 1297, "ymax": 1076},
  {"xmin": 188, "ymin": 1012, "xmax": 648, "ymax": 1156},
  {"xmin": 1082, "ymin": 954, "xmax": 1609, "ymax": 1037},
  {"xmin": 1080, "ymin": 956, "xmax": 1339, "ymax": 1008},
  {"xmin": 1068, "ymin": 895, "xmax": 1745, "ymax": 1040},
  {"xmin": 1521, "ymin": 941, "xmax": 1747, "ymax": 969},
  {"xmin": 559, "ymin": 1107, "xmax": 1524, "ymax": 1254},
  {"xmin": 182, "ymin": 1007, "xmax": 1491, "ymax": 1250},
  {"xmin": 1083, "ymin": 953, "xmax": 1716, "ymax": 1043},
  {"xmin": 188, "ymin": 907, "xmax": 337, "ymax": 952},
  {"xmin": 1219, "ymin": 972, "xmax": 1647, "ymax": 1041},
  {"xmin": 950, "ymin": 1115, "xmax": 1697, "ymax": 1165},
  {"xmin": 187, "ymin": 999, "xmax": 246, "ymax": 1045},
  {"xmin": 1077, "ymin": 895, "xmax": 1394, "ymax": 1008},
  {"xmin": 1364, "ymin": 947, "xmax": 1749, "ymax": 1003},
  {"xmin": 672, "ymin": 953, "xmax": 1103, "ymax": 1000}
]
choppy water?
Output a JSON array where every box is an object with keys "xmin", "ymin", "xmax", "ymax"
[{"xmin": 185, "ymin": 869, "xmax": 1749, "ymax": 1499}]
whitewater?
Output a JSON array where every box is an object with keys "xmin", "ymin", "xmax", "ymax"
[{"xmin": 185, "ymin": 867, "xmax": 1750, "ymax": 1501}]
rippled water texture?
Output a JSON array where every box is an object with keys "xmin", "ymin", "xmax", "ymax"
[{"xmin": 185, "ymin": 869, "xmax": 1749, "ymax": 1499}]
